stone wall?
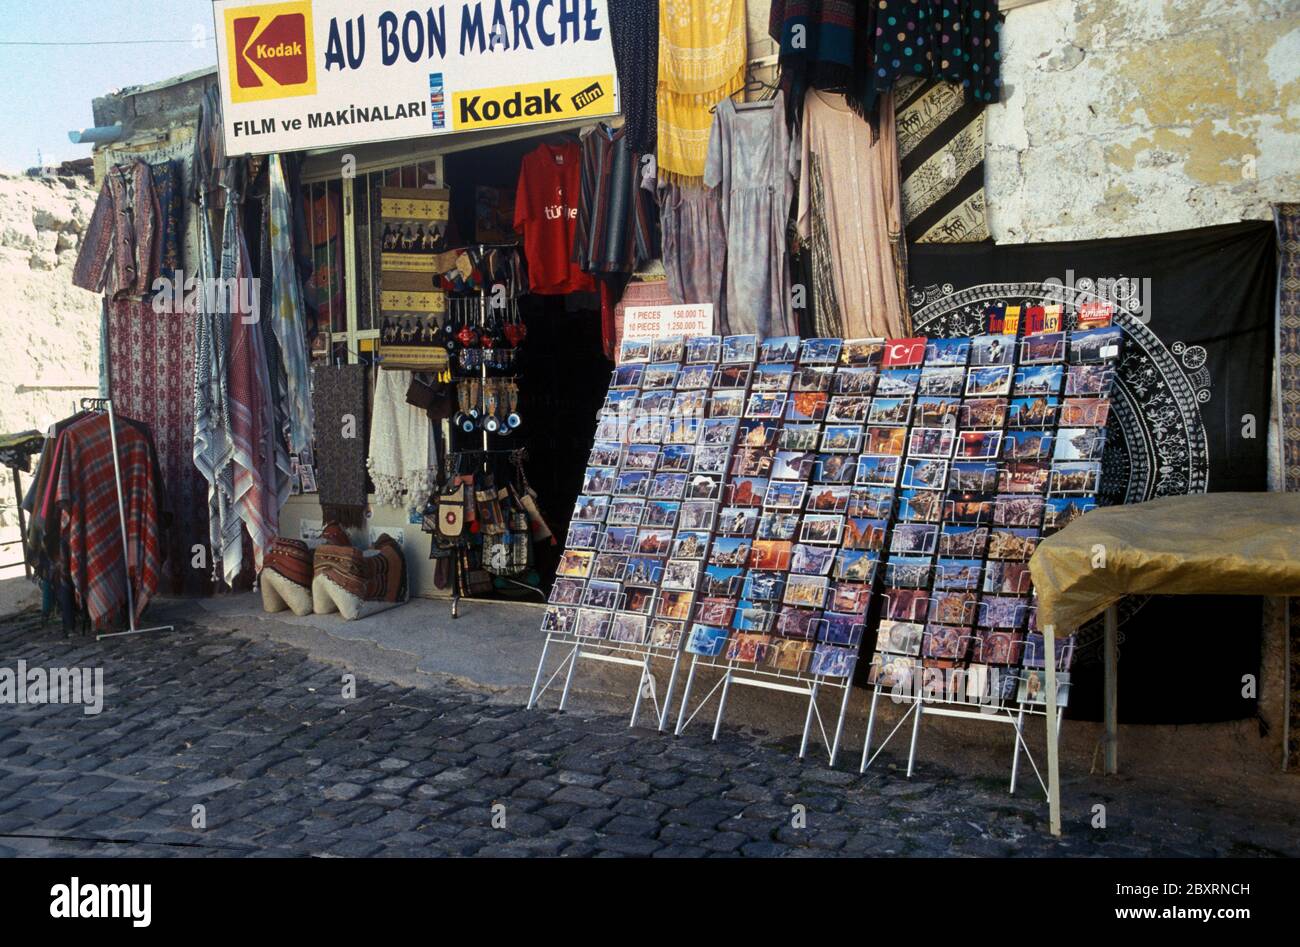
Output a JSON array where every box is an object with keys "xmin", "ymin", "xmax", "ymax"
[{"xmin": 0, "ymin": 172, "xmax": 101, "ymax": 537}]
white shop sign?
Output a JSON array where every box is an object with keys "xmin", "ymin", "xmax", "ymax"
[
  {"xmin": 213, "ymin": 0, "xmax": 619, "ymax": 156},
  {"xmin": 621, "ymin": 303, "xmax": 715, "ymax": 341}
]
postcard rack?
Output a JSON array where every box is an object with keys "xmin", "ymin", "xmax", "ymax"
[
  {"xmin": 674, "ymin": 638, "xmax": 859, "ymax": 767},
  {"xmin": 859, "ymin": 629, "xmax": 1073, "ymax": 799},
  {"xmin": 527, "ymin": 629, "xmax": 685, "ymax": 732}
]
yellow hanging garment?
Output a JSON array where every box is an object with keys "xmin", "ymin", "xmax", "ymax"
[{"xmin": 657, "ymin": 0, "xmax": 747, "ymax": 182}]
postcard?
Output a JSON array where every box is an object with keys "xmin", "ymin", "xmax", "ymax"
[
  {"xmin": 799, "ymin": 514, "xmax": 845, "ymax": 545},
  {"xmin": 961, "ymin": 397, "xmax": 1008, "ymax": 429},
  {"xmin": 944, "ymin": 491, "xmax": 993, "ymax": 525},
  {"xmin": 709, "ymin": 537, "xmax": 752, "ymax": 568},
  {"xmin": 753, "ymin": 363, "xmax": 795, "ymax": 391},
  {"xmin": 685, "ymin": 474, "xmax": 723, "ymax": 501},
  {"xmin": 778, "ymin": 424, "xmax": 821, "ymax": 452},
  {"xmin": 984, "ymin": 560, "xmax": 1034, "ymax": 596},
  {"xmin": 876, "ymin": 619, "xmax": 924, "ymax": 656},
  {"xmin": 760, "ymin": 335, "xmax": 800, "ymax": 363},
  {"xmin": 840, "ymin": 338, "xmax": 887, "ymax": 367},
  {"xmin": 622, "ymin": 584, "xmax": 658, "ymax": 615},
  {"xmin": 1008, "ymin": 396, "xmax": 1060, "ymax": 428},
  {"xmin": 676, "ymin": 364, "xmax": 713, "ymax": 391},
  {"xmin": 998, "ymin": 462, "xmax": 1051, "ymax": 495},
  {"xmin": 939, "ymin": 523, "xmax": 989, "ymax": 558},
  {"xmin": 742, "ymin": 570, "xmax": 786, "ymax": 602},
  {"xmin": 1017, "ymin": 669, "xmax": 1071, "ymax": 707},
  {"xmin": 591, "ymin": 553, "xmax": 628, "ymax": 581},
  {"xmin": 901, "ymin": 458, "xmax": 949, "ymax": 491},
  {"xmin": 696, "ymin": 596, "xmax": 737, "ymax": 627},
  {"xmin": 1069, "ymin": 325, "xmax": 1122, "ymax": 364},
  {"xmin": 800, "ymin": 337, "xmax": 843, "ymax": 365},
  {"xmin": 923, "ymin": 623, "xmax": 970, "ymax": 660},
  {"xmin": 1021, "ymin": 632, "xmax": 1077, "ymax": 671},
  {"xmin": 891, "ymin": 522, "xmax": 939, "ymax": 555},
  {"xmin": 1054, "ymin": 427, "xmax": 1107, "ymax": 461},
  {"xmin": 699, "ymin": 417, "xmax": 739, "ymax": 448},
  {"xmin": 1061, "ymin": 397, "xmax": 1111, "ymax": 427},
  {"xmin": 770, "ymin": 450, "xmax": 815, "ymax": 481},
  {"xmin": 647, "ymin": 619, "xmax": 685, "ymax": 650},
  {"xmin": 608, "ymin": 612, "xmax": 649, "ymax": 645},
  {"xmin": 970, "ymin": 333, "xmax": 1015, "ymax": 366},
  {"xmin": 670, "ymin": 530, "xmax": 708, "ymax": 561},
  {"xmin": 1048, "ymin": 461, "xmax": 1102, "ymax": 495},
  {"xmin": 827, "ymin": 395, "xmax": 872, "ymax": 423},
  {"xmin": 966, "ymin": 364, "xmax": 1014, "ymax": 398},
  {"xmin": 605, "ymin": 498, "xmax": 644, "ymax": 527},
  {"xmin": 659, "ymin": 558, "xmax": 700, "ymax": 591},
  {"xmin": 929, "ymin": 592, "xmax": 978, "ymax": 628},
  {"xmin": 876, "ymin": 367, "xmax": 922, "ymax": 397},
  {"xmin": 611, "ymin": 364, "xmax": 645, "ymax": 389},
  {"xmin": 883, "ymin": 588, "xmax": 930, "ymax": 622},
  {"xmin": 672, "ymin": 390, "xmax": 707, "ymax": 417},
  {"xmin": 835, "ymin": 548, "xmax": 878, "ymax": 583},
  {"xmin": 583, "ymin": 466, "xmax": 617, "ymax": 495},
  {"xmin": 732, "ymin": 601, "xmax": 775, "ymax": 634},
  {"xmin": 809, "ymin": 644, "xmax": 856, "ymax": 678},
  {"xmin": 868, "ymin": 651, "xmax": 917, "ymax": 690},
  {"xmin": 847, "ymin": 486, "xmax": 896, "ymax": 519},
  {"xmin": 618, "ymin": 337, "xmax": 651, "ymax": 364},
  {"xmin": 986, "ymin": 527, "xmax": 1041, "ymax": 560},
  {"xmin": 679, "ymin": 500, "xmax": 718, "ymax": 531},
  {"xmin": 588, "ymin": 442, "xmax": 623, "ymax": 468},
  {"xmin": 763, "ymin": 480, "xmax": 808, "ymax": 510},
  {"xmin": 994, "ymin": 494, "xmax": 1045, "ymax": 528},
  {"xmin": 744, "ymin": 390, "xmax": 786, "ymax": 419},
  {"xmin": 867, "ymin": 396, "xmax": 913, "ymax": 426},
  {"xmin": 775, "ymin": 607, "xmax": 820, "ymax": 641},
  {"xmin": 919, "ymin": 365, "xmax": 967, "ymax": 397},
  {"xmin": 886, "ymin": 555, "xmax": 933, "ymax": 588},
  {"xmin": 790, "ymin": 543, "xmax": 836, "ymax": 576},
  {"xmin": 864, "ymin": 425, "xmax": 908, "ymax": 456},
  {"xmin": 721, "ymin": 334, "xmax": 759, "ymax": 364},
  {"xmin": 748, "ymin": 539, "xmax": 791, "ymax": 571},
  {"xmin": 766, "ymin": 638, "xmax": 815, "ymax": 672},
  {"xmin": 556, "ymin": 549, "xmax": 595, "ymax": 577},
  {"xmin": 829, "ymin": 581, "xmax": 871, "ymax": 615},
  {"xmin": 1020, "ymin": 332, "xmax": 1066, "ymax": 364},
  {"xmin": 708, "ymin": 389, "xmax": 745, "ymax": 420},
  {"xmin": 656, "ymin": 589, "xmax": 694, "ymax": 621},
  {"xmin": 726, "ymin": 476, "xmax": 767, "ymax": 508},
  {"xmin": 731, "ymin": 447, "xmax": 774, "ymax": 479},
  {"xmin": 783, "ymin": 574, "xmax": 829, "ymax": 609},
  {"xmin": 649, "ymin": 336, "xmax": 685, "ymax": 363},
  {"xmin": 684, "ymin": 334, "xmax": 722, "ymax": 364},
  {"xmin": 817, "ymin": 612, "xmax": 863, "ymax": 648},
  {"xmin": 574, "ymin": 608, "xmax": 612, "ymax": 640},
  {"xmin": 934, "ymin": 558, "xmax": 983, "ymax": 591},
  {"xmin": 978, "ymin": 596, "xmax": 1030, "ymax": 630},
  {"xmin": 541, "ymin": 605, "xmax": 577, "ymax": 634},
  {"xmin": 726, "ymin": 632, "xmax": 773, "ymax": 664},
  {"xmin": 716, "ymin": 506, "xmax": 758, "ymax": 537},
  {"xmin": 814, "ymin": 453, "xmax": 857, "ymax": 484},
  {"xmin": 835, "ymin": 366, "xmax": 879, "ymax": 394},
  {"xmin": 907, "ymin": 428, "xmax": 954, "ymax": 460},
  {"xmin": 566, "ymin": 522, "xmax": 600, "ymax": 549},
  {"xmin": 757, "ymin": 511, "xmax": 801, "ymax": 541},
  {"xmin": 1003, "ymin": 430, "xmax": 1053, "ymax": 460},
  {"xmin": 956, "ymin": 430, "xmax": 1002, "ymax": 459},
  {"xmin": 701, "ymin": 565, "xmax": 744, "ymax": 598},
  {"xmin": 784, "ymin": 391, "xmax": 830, "ymax": 422},
  {"xmin": 1043, "ymin": 496, "xmax": 1097, "ymax": 535},
  {"xmin": 1065, "ymin": 363, "xmax": 1115, "ymax": 397},
  {"xmin": 1014, "ymin": 363, "xmax": 1064, "ymax": 397},
  {"xmin": 549, "ymin": 577, "xmax": 586, "ymax": 606},
  {"xmin": 807, "ymin": 484, "xmax": 852, "ymax": 513},
  {"xmin": 913, "ymin": 396, "xmax": 960, "ymax": 427},
  {"xmin": 897, "ymin": 488, "xmax": 943, "ymax": 523},
  {"xmin": 642, "ymin": 501, "xmax": 680, "ymax": 530},
  {"xmin": 686, "ymin": 623, "xmax": 729, "ymax": 656},
  {"xmin": 793, "ymin": 366, "xmax": 834, "ymax": 392},
  {"xmin": 949, "ymin": 461, "xmax": 998, "ymax": 493}
]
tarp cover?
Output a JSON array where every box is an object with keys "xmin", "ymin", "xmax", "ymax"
[{"xmin": 1030, "ymin": 493, "xmax": 1300, "ymax": 631}]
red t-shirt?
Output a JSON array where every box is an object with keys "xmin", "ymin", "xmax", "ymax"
[{"xmin": 514, "ymin": 142, "xmax": 596, "ymax": 295}]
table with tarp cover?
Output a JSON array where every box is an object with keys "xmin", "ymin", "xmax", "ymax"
[{"xmin": 1028, "ymin": 493, "xmax": 1300, "ymax": 835}]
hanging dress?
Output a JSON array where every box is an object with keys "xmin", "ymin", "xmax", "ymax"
[{"xmin": 704, "ymin": 95, "xmax": 797, "ymax": 339}]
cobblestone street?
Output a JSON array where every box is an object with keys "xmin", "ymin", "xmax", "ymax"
[{"xmin": 0, "ymin": 610, "xmax": 1295, "ymax": 858}]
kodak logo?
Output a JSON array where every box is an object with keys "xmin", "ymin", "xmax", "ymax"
[{"xmin": 233, "ymin": 12, "xmax": 308, "ymax": 88}]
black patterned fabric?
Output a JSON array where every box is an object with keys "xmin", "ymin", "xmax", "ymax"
[
  {"xmin": 311, "ymin": 364, "xmax": 369, "ymax": 528},
  {"xmin": 908, "ymin": 221, "xmax": 1276, "ymax": 723},
  {"xmin": 607, "ymin": 0, "xmax": 658, "ymax": 156},
  {"xmin": 1276, "ymin": 204, "xmax": 1300, "ymax": 770}
]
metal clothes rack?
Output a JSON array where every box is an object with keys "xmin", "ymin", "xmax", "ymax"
[{"xmin": 79, "ymin": 398, "xmax": 173, "ymax": 640}]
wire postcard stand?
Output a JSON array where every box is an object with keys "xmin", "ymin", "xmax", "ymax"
[{"xmin": 80, "ymin": 398, "xmax": 174, "ymax": 641}]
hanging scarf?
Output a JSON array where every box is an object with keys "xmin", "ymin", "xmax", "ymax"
[
  {"xmin": 367, "ymin": 369, "xmax": 436, "ymax": 516},
  {"xmin": 312, "ymin": 364, "xmax": 369, "ymax": 528},
  {"xmin": 227, "ymin": 217, "xmax": 279, "ymax": 581},
  {"xmin": 608, "ymin": 0, "xmax": 660, "ymax": 155},
  {"xmin": 656, "ymin": 0, "xmax": 747, "ymax": 182},
  {"xmin": 268, "ymin": 153, "xmax": 315, "ymax": 453}
]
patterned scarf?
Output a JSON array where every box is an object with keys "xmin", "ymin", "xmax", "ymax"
[
  {"xmin": 268, "ymin": 153, "xmax": 315, "ymax": 453},
  {"xmin": 312, "ymin": 364, "xmax": 370, "ymax": 528}
]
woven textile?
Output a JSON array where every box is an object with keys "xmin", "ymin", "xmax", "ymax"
[
  {"xmin": 1276, "ymin": 204, "xmax": 1300, "ymax": 770},
  {"xmin": 312, "ymin": 364, "xmax": 370, "ymax": 527},
  {"xmin": 367, "ymin": 369, "xmax": 436, "ymax": 516},
  {"xmin": 107, "ymin": 297, "xmax": 207, "ymax": 594}
]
